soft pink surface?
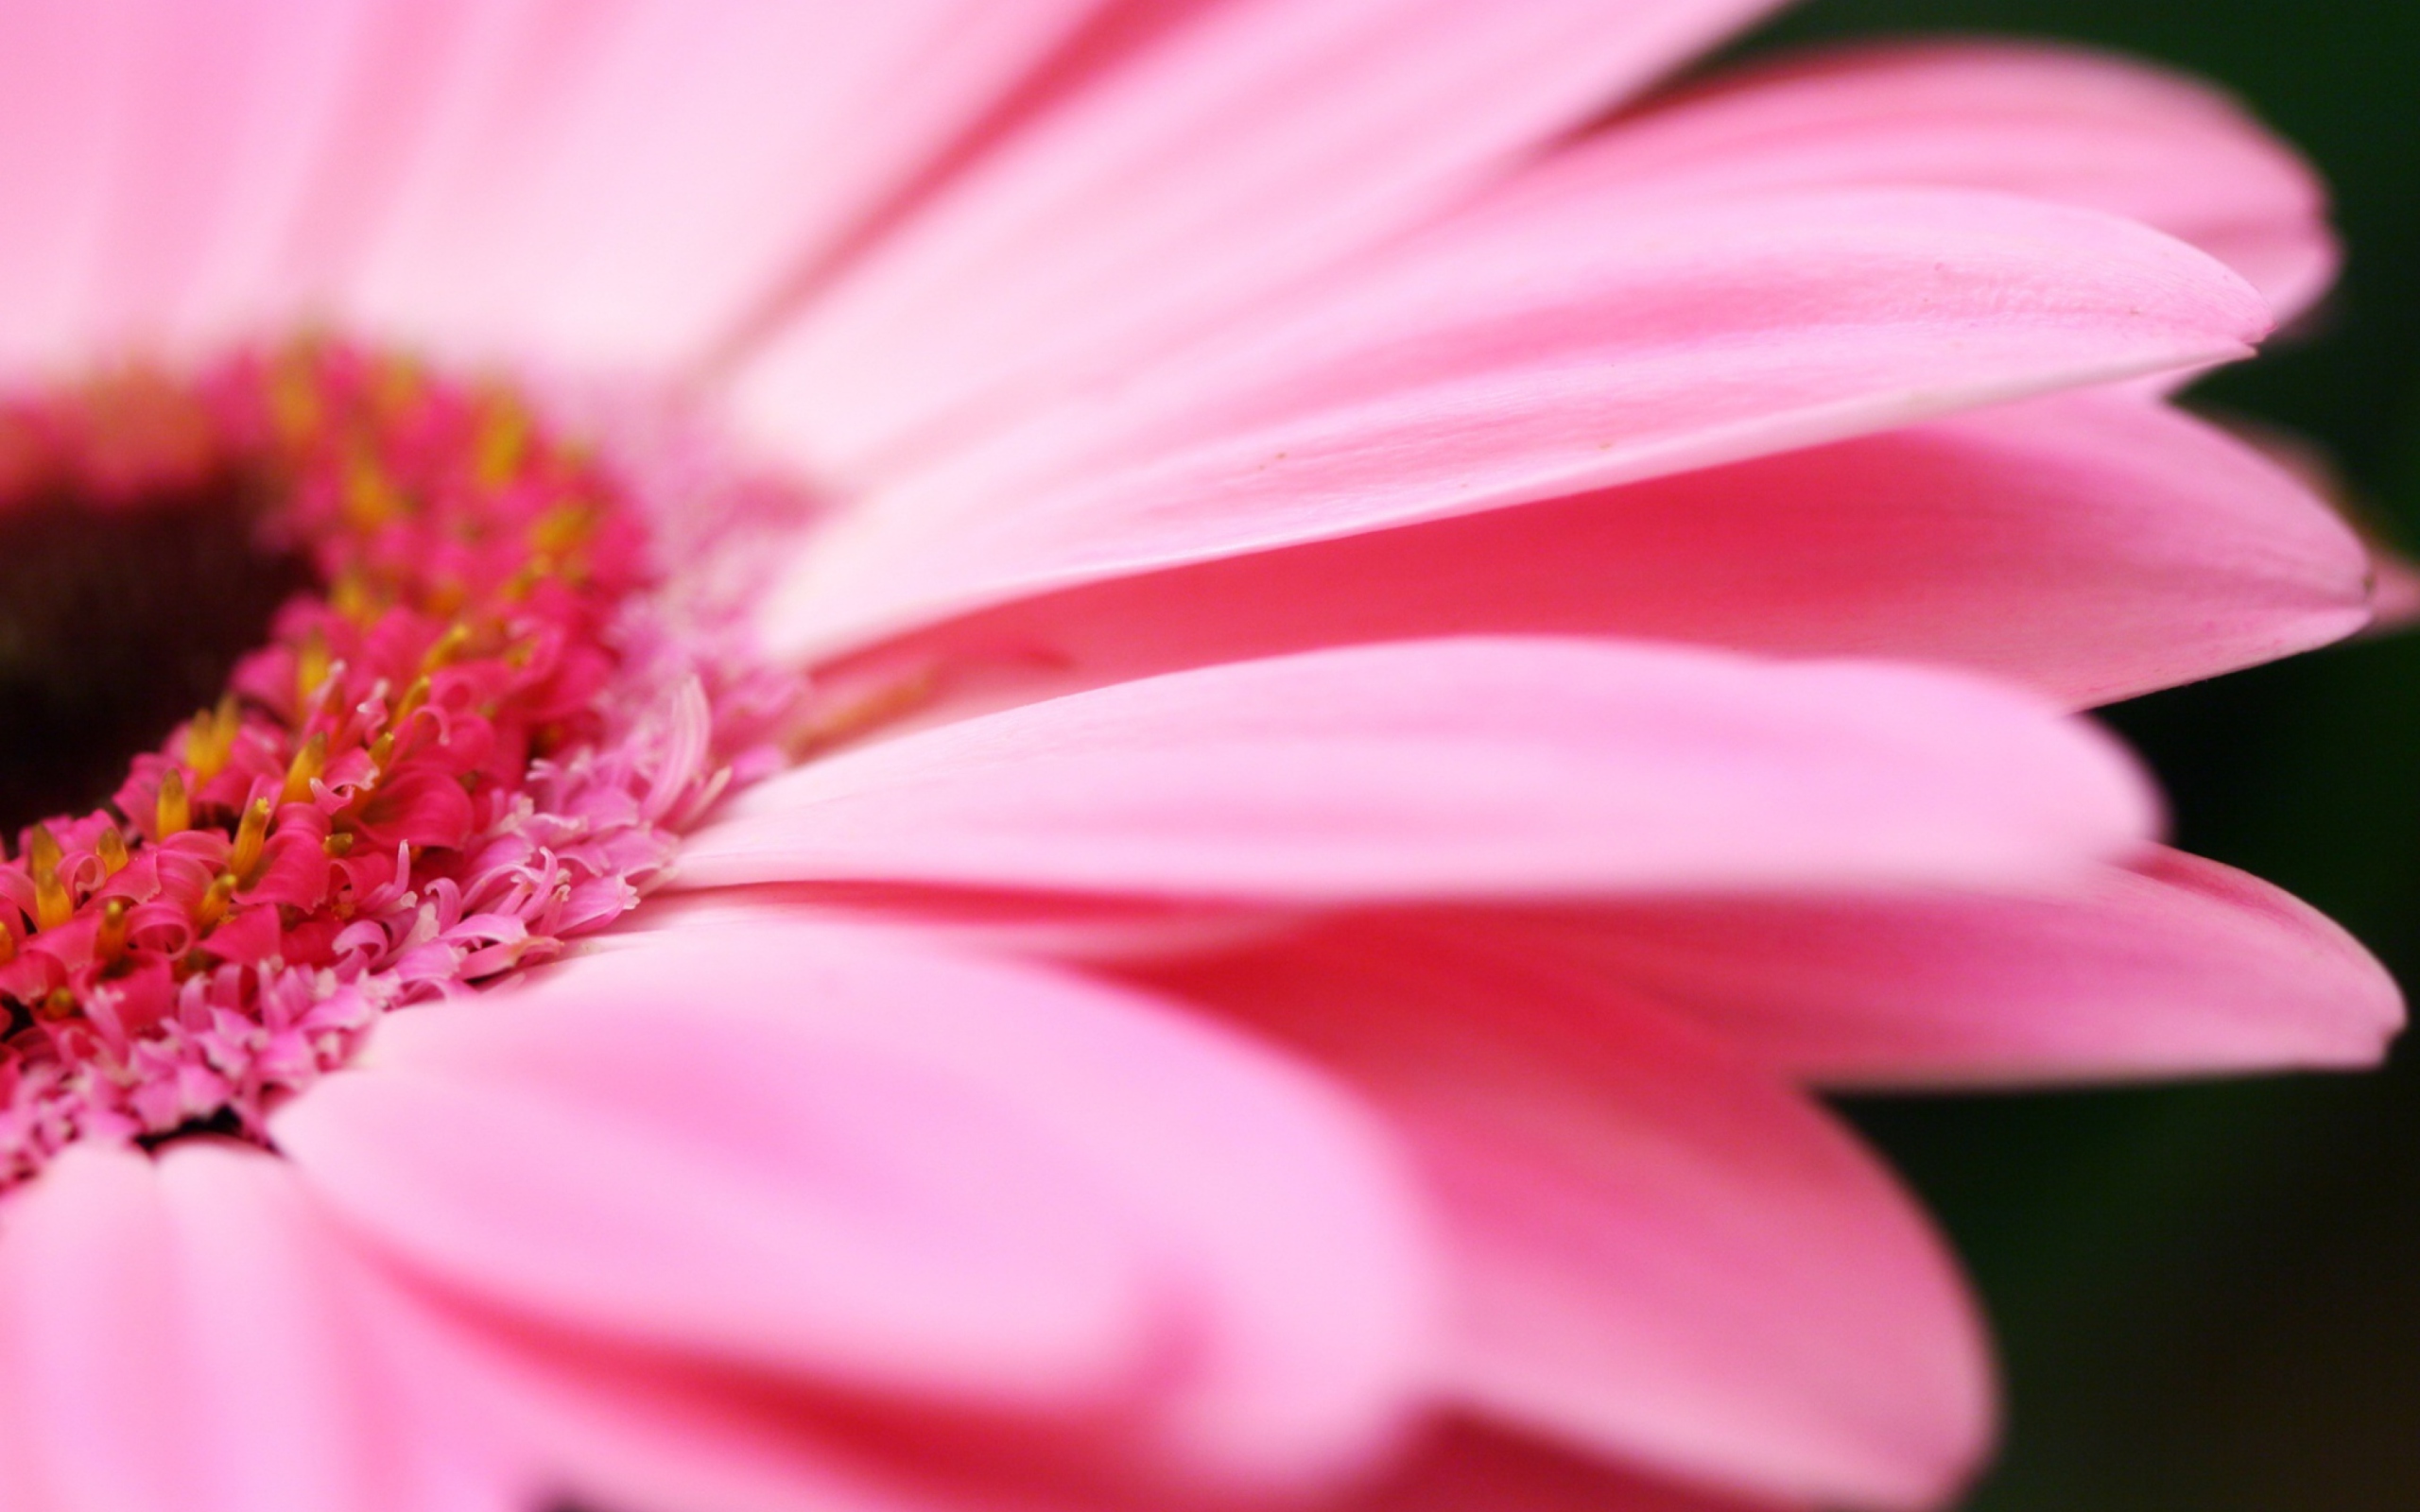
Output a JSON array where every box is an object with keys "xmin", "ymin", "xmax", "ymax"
[
  {"xmin": 804, "ymin": 389, "xmax": 2367, "ymax": 716},
  {"xmin": 336, "ymin": 0, "xmax": 1106, "ymax": 373},
  {"xmin": 1504, "ymin": 41, "xmax": 2335, "ymax": 320},
  {"xmin": 0, "ymin": 0, "xmax": 1108, "ymax": 370},
  {"xmin": 674, "ymin": 638, "xmax": 2156, "ymax": 902},
  {"xmin": 0, "ymin": 5, "xmax": 2397, "ymax": 1512},
  {"xmin": 277, "ymin": 919, "xmax": 1438, "ymax": 1490},
  {"xmin": 0, "ymin": 1143, "xmax": 514, "ymax": 1512},
  {"xmin": 759, "ymin": 186, "xmax": 2271, "ymax": 660},
  {"xmin": 1136, "ymin": 918, "xmax": 1991, "ymax": 1509},
  {"xmin": 732, "ymin": 0, "xmax": 1791, "ymax": 483},
  {"xmin": 1532, "ymin": 847, "xmax": 2403, "ymax": 1086}
]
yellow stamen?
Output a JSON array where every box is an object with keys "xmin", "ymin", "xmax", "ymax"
[
  {"xmin": 330, "ymin": 568, "xmax": 382, "ymax": 625},
  {"xmin": 424, "ymin": 576, "xmax": 469, "ymax": 618},
  {"xmin": 398, "ymin": 674, "xmax": 433, "ymax": 720},
  {"xmin": 528, "ymin": 502, "xmax": 594, "ymax": 556},
  {"xmin": 282, "ymin": 731, "xmax": 329, "ymax": 807},
  {"xmin": 370, "ymin": 676, "xmax": 433, "ymax": 768},
  {"xmin": 155, "ymin": 769, "xmax": 190, "ymax": 837},
  {"xmin": 419, "ymin": 623, "xmax": 472, "ymax": 675},
  {"xmin": 268, "ymin": 363, "xmax": 322, "ymax": 442},
  {"xmin": 182, "ymin": 694, "xmax": 240, "ymax": 783},
  {"xmin": 27, "ymin": 825, "xmax": 70, "ymax": 931},
  {"xmin": 372, "ymin": 353, "xmax": 424, "ymax": 419},
  {"xmin": 343, "ymin": 455, "xmax": 404, "ymax": 529},
  {"xmin": 230, "ymin": 798, "xmax": 272, "ymax": 882},
  {"xmin": 322, "ymin": 832, "xmax": 356, "ymax": 858},
  {"xmin": 0, "ymin": 927, "xmax": 15, "ymax": 965},
  {"xmin": 37, "ymin": 988, "xmax": 76, "ymax": 1022},
  {"xmin": 95, "ymin": 826, "xmax": 129, "ymax": 875},
  {"xmin": 95, "ymin": 899, "xmax": 130, "ymax": 968},
  {"xmin": 296, "ymin": 629, "xmax": 333, "ymax": 708},
  {"xmin": 474, "ymin": 399, "xmax": 530, "ymax": 486},
  {"xmin": 196, "ymin": 872, "xmax": 237, "ymax": 931},
  {"xmin": 499, "ymin": 559, "xmax": 545, "ymax": 603}
]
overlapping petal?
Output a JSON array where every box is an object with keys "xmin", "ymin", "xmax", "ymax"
[
  {"xmin": 1136, "ymin": 915, "xmax": 1990, "ymax": 1509},
  {"xmin": 675, "ymin": 637, "xmax": 2155, "ymax": 902},
  {"xmin": 337, "ymin": 0, "xmax": 1108, "ymax": 371},
  {"xmin": 1507, "ymin": 847, "xmax": 2403, "ymax": 1087},
  {"xmin": 0, "ymin": 1142, "xmax": 517, "ymax": 1512},
  {"xmin": 1500, "ymin": 40, "xmax": 2334, "ymax": 318},
  {"xmin": 0, "ymin": 6, "xmax": 2387, "ymax": 1512},
  {"xmin": 273, "ymin": 919, "xmax": 1438, "ymax": 1488},
  {"xmin": 807, "ymin": 389, "xmax": 2367, "ymax": 714},
  {"xmin": 0, "ymin": 0, "xmax": 1112, "ymax": 373},
  {"xmin": 734, "ymin": 0, "xmax": 1790, "ymax": 481},
  {"xmin": 757, "ymin": 187, "xmax": 2271, "ymax": 660}
]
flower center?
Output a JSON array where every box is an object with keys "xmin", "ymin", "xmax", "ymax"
[
  {"xmin": 0, "ymin": 458, "xmax": 313, "ymax": 833},
  {"xmin": 0, "ymin": 344, "xmax": 789, "ymax": 1181}
]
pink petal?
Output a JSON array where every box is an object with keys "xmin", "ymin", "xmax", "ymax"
[
  {"xmin": 272, "ymin": 918, "xmax": 1437, "ymax": 1488},
  {"xmin": 1135, "ymin": 917, "xmax": 1991, "ymax": 1510},
  {"xmin": 1351, "ymin": 1422, "xmax": 1787, "ymax": 1512},
  {"xmin": 757, "ymin": 188, "xmax": 2272, "ymax": 661},
  {"xmin": 673, "ymin": 637, "xmax": 2156, "ymax": 902},
  {"xmin": 816, "ymin": 389, "xmax": 2368, "ymax": 715},
  {"xmin": 387, "ymin": 1325, "xmax": 950, "ymax": 1512},
  {"xmin": 1516, "ymin": 847, "xmax": 2403, "ymax": 1088},
  {"xmin": 325, "ymin": 0, "xmax": 1102, "ymax": 372},
  {"xmin": 1507, "ymin": 40, "xmax": 2334, "ymax": 320},
  {"xmin": 0, "ymin": 1141, "xmax": 518, "ymax": 1512},
  {"xmin": 0, "ymin": 0, "xmax": 385, "ymax": 362},
  {"xmin": 734, "ymin": 0, "xmax": 1789, "ymax": 481},
  {"xmin": 0, "ymin": 0, "xmax": 142, "ymax": 369}
]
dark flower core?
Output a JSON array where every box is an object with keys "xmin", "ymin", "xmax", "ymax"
[
  {"xmin": 0, "ymin": 344, "xmax": 777, "ymax": 1179},
  {"xmin": 0, "ymin": 452, "xmax": 313, "ymax": 832}
]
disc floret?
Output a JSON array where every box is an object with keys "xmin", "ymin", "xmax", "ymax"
[{"xmin": 0, "ymin": 344, "xmax": 782, "ymax": 1179}]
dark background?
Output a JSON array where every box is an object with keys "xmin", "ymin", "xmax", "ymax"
[{"xmin": 1718, "ymin": 2, "xmax": 2420, "ymax": 1508}]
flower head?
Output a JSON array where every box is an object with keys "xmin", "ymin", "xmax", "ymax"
[
  {"xmin": 0, "ymin": 5, "xmax": 2397, "ymax": 1512},
  {"xmin": 0, "ymin": 344, "xmax": 792, "ymax": 1178}
]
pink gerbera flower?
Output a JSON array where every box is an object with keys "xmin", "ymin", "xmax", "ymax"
[{"xmin": 0, "ymin": 3, "xmax": 2395, "ymax": 1510}]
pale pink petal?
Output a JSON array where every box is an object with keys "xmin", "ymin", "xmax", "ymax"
[
  {"xmin": 0, "ymin": 1141, "xmax": 518, "ymax": 1512},
  {"xmin": 1135, "ymin": 918, "xmax": 1990, "ymax": 1510},
  {"xmin": 620, "ymin": 884, "xmax": 1292, "ymax": 969},
  {"xmin": 1514, "ymin": 847, "xmax": 2402, "ymax": 1088},
  {"xmin": 205, "ymin": 0, "xmax": 493, "ymax": 338},
  {"xmin": 0, "ymin": 0, "xmax": 555, "ymax": 362},
  {"xmin": 1506, "ymin": 40, "xmax": 2334, "ymax": 320},
  {"xmin": 326, "ymin": 0, "xmax": 1102, "ymax": 372},
  {"xmin": 0, "ymin": 0, "xmax": 494, "ymax": 366},
  {"xmin": 274, "ymin": 997, "xmax": 1159, "ymax": 1418},
  {"xmin": 447, "ymin": 1408, "xmax": 1770, "ymax": 1512},
  {"xmin": 732, "ymin": 0, "xmax": 1789, "ymax": 481},
  {"xmin": 813, "ymin": 389, "xmax": 2367, "ymax": 716},
  {"xmin": 0, "ymin": 0, "xmax": 345, "ymax": 361},
  {"xmin": 0, "ymin": 0, "xmax": 136, "ymax": 372},
  {"xmin": 756, "ymin": 189, "xmax": 2271, "ymax": 661},
  {"xmin": 139, "ymin": 0, "xmax": 399, "ymax": 351},
  {"xmin": 273, "ymin": 919, "xmax": 1437, "ymax": 1488},
  {"xmin": 673, "ymin": 638, "xmax": 2156, "ymax": 902},
  {"xmin": 392, "ymin": 1325, "xmax": 949, "ymax": 1512}
]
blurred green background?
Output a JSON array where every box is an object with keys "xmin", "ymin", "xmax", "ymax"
[{"xmin": 1720, "ymin": 2, "xmax": 2420, "ymax": 1507}]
